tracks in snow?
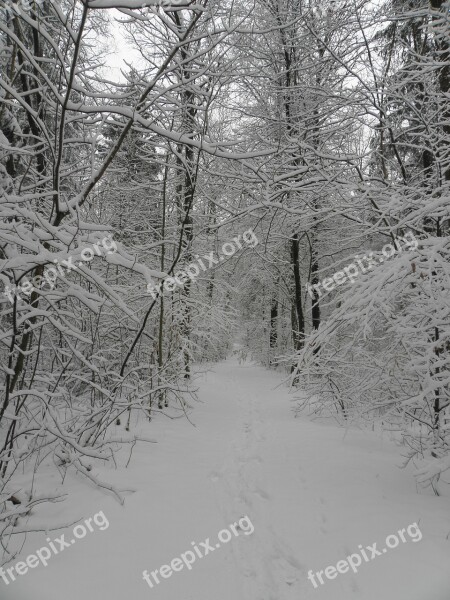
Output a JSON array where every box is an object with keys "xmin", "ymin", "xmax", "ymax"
[{"xmin": 208, "ymin": 365, "xmax": 306, "ymax": 600}]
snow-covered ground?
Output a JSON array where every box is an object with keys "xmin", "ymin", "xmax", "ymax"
[{"xmin": 4, "ymin": 359, "xmax": 450, "ymax": 600}]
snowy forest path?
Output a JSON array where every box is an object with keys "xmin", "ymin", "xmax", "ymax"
[
  {"xmin": 207, "ymin": 360, "xmax": 305, "ymax": 600},
  {"xmin": 189, "ymin": 359, "xmax": 448, "ymax": 600},
  {"xmin": 10, "ymin": 359, "xmax": 450, "ymax": 600}
]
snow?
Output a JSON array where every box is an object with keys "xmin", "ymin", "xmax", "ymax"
[{"xmin": 3, "ymin": 359, "xmax": 450, "ymax": 600}]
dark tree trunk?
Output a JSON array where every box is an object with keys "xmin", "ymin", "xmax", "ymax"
[
  {"xmin": 269, "ymin": 292, "xmax": 278, "ymax": 365},
  {"xmin": 291, "ymin": 233, "xmax": 305, "ymax": 352}
]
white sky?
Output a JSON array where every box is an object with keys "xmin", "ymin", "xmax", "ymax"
[{"xmin": 103, "ymin": 11, "xmax": 142, "ymax": 81}]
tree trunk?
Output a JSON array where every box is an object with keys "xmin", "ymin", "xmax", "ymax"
[{"xmin": 291, "ymin": 234, "xmax": 305, "ymax": 352}]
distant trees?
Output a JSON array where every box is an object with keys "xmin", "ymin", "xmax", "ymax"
[{"xmin": 233, "ymin": 0, "xmax": 368, "ymax": 363}]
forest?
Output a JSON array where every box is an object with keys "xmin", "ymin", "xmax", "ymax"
[{"xmin": 0, "ymin": 0, "xmax": 449, "ymax": 598}]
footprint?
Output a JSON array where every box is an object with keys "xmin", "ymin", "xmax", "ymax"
[
  {"xmin": 284, "ymin": 553, "xmax": 304, "ymax": 571},
  {"xmin": 350, "ymin": 577, "xmax": 360, "ymax": 593},
  {"xmin": 253, "ymin": 487, "xmax": 270, "ymax": 500}
]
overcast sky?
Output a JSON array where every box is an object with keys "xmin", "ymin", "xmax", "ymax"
[{"xmin": 104, "ymin": 12, "xmax": 142, "ymax": 81}]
